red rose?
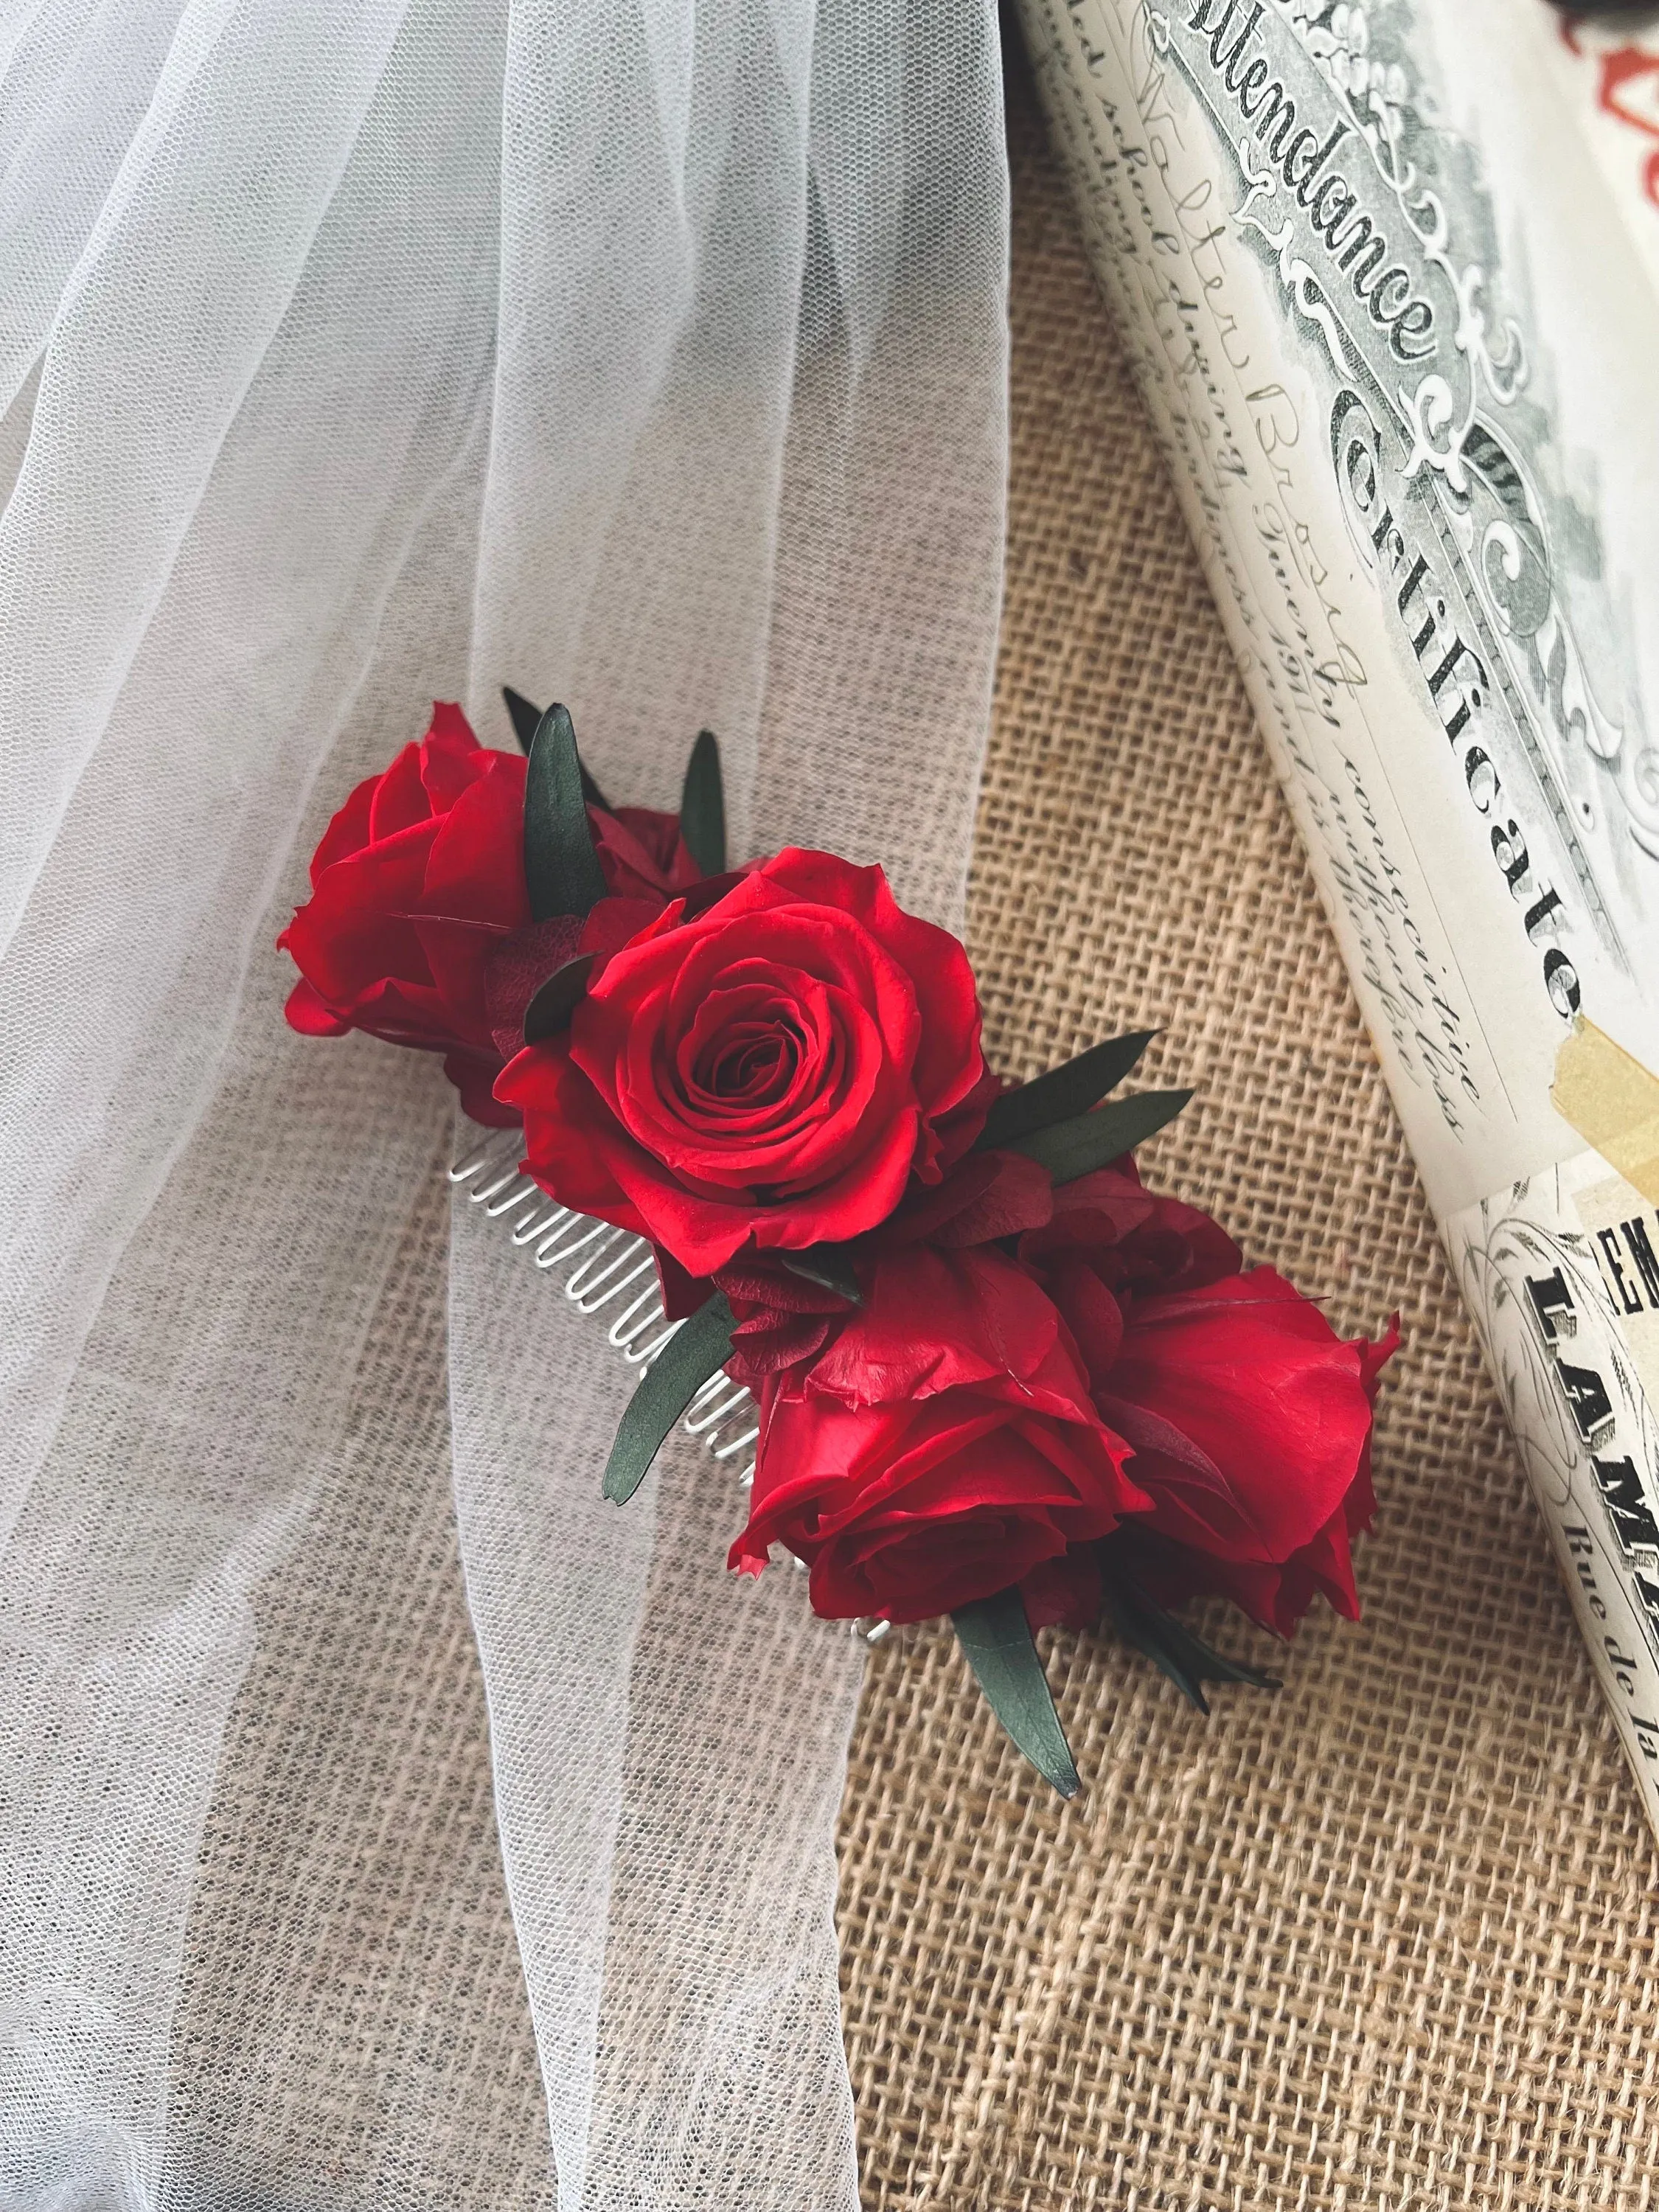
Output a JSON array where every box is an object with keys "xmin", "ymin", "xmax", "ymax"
[
  {"xmin": 496, "ymin": 848, "xmax": 989, "ymax": 1275},
  {"xmin": 279, "ymin": 704, "xmax": 695, "ymax": 1124},
  {"xmin": 728, "ymin": 1243, "xmax": 1147, "ymax": 1624},
  {"xmin": 595, "ymin": 807, "xmax": 703, "ymax": 902},
  {"xmin": 709, "ymin": 1144, "xmax": 1057, "ymax": 1383},
  {"xmin": 1019, "ymin": 1168, "xmax": 1397, "ymax": 1636}
]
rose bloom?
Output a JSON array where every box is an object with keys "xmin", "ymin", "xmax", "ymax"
[
  {"xmin": 709, "ymin": 1137, "xmax": 1058, "ymax": 1377},
  {"xmin": 497, "ymin": 848, "xmax": 991, "ymax": 1276},
  {"xmin": 279, "ymin": 704, "xmax": 694, "ymax": 1124},
  {"xmin": 1016, "ymin": 1163, "xmax": 1397, "ymax": 1637},
  {"xmin": 728, "ymin": 1242, "xmax": 1147, "ymax": 1624}
]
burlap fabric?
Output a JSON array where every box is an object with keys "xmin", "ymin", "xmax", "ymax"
[{"xmin": 161, "ymin": 43, "xmax": 1659, "ymax": 2212}]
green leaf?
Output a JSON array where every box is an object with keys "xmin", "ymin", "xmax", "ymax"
[
  {"xmin": 978, "ymin": 1030, "xmax": 1158, "ymax": 1150},
  {"xmin": 679, "ymin": 728, "xmax": 726, "ymax": 876},
  {"xmin": 523, "ymin": 955, "xmax": 595, "ymax": 1044},
  {"xmin": 1002, "ymin": 1088, "xmax": 1192, "ymax": 1184},
  {"xmin": 502, "ymin": 686, "xmax": 610, "ymax": 808},
  {"xmin": 604, "ymin": 1293, "xmax": 737, "ymax": 1505},
  {"xmin": 524, "ymin": 703, "xmax": 611, "ymax": 924},
  {"xmin": 503, "ymin": 685, "xmax": 542, "ymax": 754},
  {"xmin": 951, "ymin": 1587, "xmax": 1079, "ymax": 1798},
  {"xmin": 779, "ymin": 1245, "xmax": 863, "ymax": 1306},
  {"xmin": 1100, "ymin": 1559, "xmax": 1280, "ymax": 1714}
]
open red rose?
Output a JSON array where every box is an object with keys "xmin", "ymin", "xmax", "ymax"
[
  {"xmin": 728, "ymin": 1243, "xmax": 1147, "ymax": 1624},
  {"xmin": 497, "ymin": 848, "xmax": 989, "ymax": 1275},
  {"xmin": 279, "ymin": 704, "xmax": 694, "ymax": 1124},
  {"xmin": 1018, "ymin": 1169, "xmax": 1397, "ymax": 1636}
]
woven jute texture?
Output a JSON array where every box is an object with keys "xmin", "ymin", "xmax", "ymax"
[
  {"xmin": 831, "ymin": 55, "xmax": 1659, "ymax": 2212},
  {"xmin": 165, "ymin": 1150, "xmax": 557, "ymax": 2210},
  {"xmin": 165, "ymin": 45, "xmax": 1659, "ymax": 2212}
]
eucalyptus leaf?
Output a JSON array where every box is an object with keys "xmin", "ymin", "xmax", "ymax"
[
  {"xmin": 1100, "ymin": 1557, "xmax": 1280, "ymax": 1714},
  {"xmin": 523, "ymin": 955, "xmax": 596, "ymax": 1044},
  {"xmin": 1002, "ymin": 1088, "xmax": 1192, "ymax": 1184},
  {"xmin": 951, "ymin": 1587, "xmax": 1079, "ymax": 1798},
  {"xmin": 978, "ymin": 1029, "xmax": 1158, "ymax": 1150},
  {"xmin": 603, "ymin": 1293, "xmax": 737, "ymax": 1506},
  {"xmin": 524, "ymin": 703, "xmax": 610, "ymax": 924},
  {"xmin": 680, "ymin": 728, "xmax": 726, "ymax": 876},
  {"xmin": 779, "ymin": 1246, "xmax": 863, "ymax": 1306},
  {"xmin": 502, "ymin": 686, "xmax": 609, "ymax": 808}
]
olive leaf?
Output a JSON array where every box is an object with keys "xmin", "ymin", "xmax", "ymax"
[
  {"xmin": 1001, "ymin": 1088, "xmax": 1192, "ymax": 1184},
  {"xmin": 779, "ymin": 1245, "xmax": 863, "ymax": 1306},
  {"xmin": 524, "ymin": 703, "xmax": 609, "ymax": 924},
  {"xmin": 503, "ymin": 685, "xmax": 610, "ymax": 808},
  {"xmin": 1099, "ymin": 1554, "xmax": 1280, "ymax": 1714},
  {"xmin": 952, "ymin": 1586, "xmax": 1080, "ymax": 1798},
  {"xmin": 603, "ymin": 1293, "xmax": 737, "ymax": 1505},
  {"xmin": 503, "ymin": 684, "xmax": 542, "ymax": 754},
  {"xmin": 978, "ymin": 1029, "xmax": 1158, "ymax": 1150},
  {"xmin": 680, "ymin": 728, "xmax": 726, "ymax": 876},
  {"xmin": 522, "ymin": 955, "xmax": 596, "ymax": 1044}
]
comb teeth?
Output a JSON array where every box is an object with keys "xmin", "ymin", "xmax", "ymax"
[{"xmin": 448, "ymin": 1128, "xmax": 891, "ymax": 1645}]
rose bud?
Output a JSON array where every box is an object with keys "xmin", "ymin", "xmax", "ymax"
[
  {"xmin": 728, "ymin": 1242, "xmax": 1148, "ymax": 1625},
  {"xmin": 1017, "ymin": 1164, "xmax": 1397, "ymax": 1637},
  {"xmin": 497, "ymin": 849, "xmax": 992, "ymax": 1276},
  {"xmin": 279, "ymin": 703, "xmax": 697, "ymax": 1123}
]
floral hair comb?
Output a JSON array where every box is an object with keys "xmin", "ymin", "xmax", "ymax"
[{"xmin": 280, "ymin": 695, "xmax": 1397, "ymax": 1794}]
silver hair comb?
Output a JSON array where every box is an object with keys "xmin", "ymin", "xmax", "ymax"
[{"xmin": 448, "ymin": 1128, "xmax": 893, "ymax": 1643}]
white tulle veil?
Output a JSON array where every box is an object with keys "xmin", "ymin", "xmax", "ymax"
[{"xmin": 0, "ymin": 1, "xmax": 1009, "ymax": 2203}]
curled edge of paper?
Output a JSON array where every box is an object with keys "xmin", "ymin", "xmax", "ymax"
[{"xmin": 1551, "ymin": 1017, "xmax": 1659, "ymax": 1203}]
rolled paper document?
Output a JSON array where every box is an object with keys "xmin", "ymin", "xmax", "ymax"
[{"xmin": 1015, "ymin": 0, "xmax": 1659, "ymax": 1826}]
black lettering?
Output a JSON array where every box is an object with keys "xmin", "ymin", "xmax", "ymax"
[
  {"xmin": 1291, "ymin": 120, "xmax": 1349, "ymax": 200},
  {"xmin": 1595, "ymin": 1455, "xmax": 1659, "ymax": 1548},
  {"xmin": 1392, "ymin": 297, "xmax": 1435, "ymax": 361},
  {"xmin": 1279, "ymin": 125, "xmax": 1318, "ymax": 187},
  {"xmin": 1527, "ymin": 1267, "xmax": 1575, "ymax": 1346},
  {"xmin": 1396, "ymin": 550, "xmax": 1430, "ymax": 620},
  {"xmin": 1251, "ymin": 80, "xmax": 1297, "ymax": 160},
  {"xmin": 1424, "ymin": 632, "xmax": 1486, "ymax": 745},
  {"xmin": 1311, "ymin": 175, "xmax": 1354, "ymax": 234},
  {"xmin": 1330, "ymin": 209, "xmax": 1388, "ymax": 293},
  {"xmin": 1579, "ymin": 1564, "xmax": 1607, "ymax": 1615},
  {"xmin": 1492, "ymin": 819, "xmax": 1530, "ymax": 894},
  {"xmin": 1544, "ymin": 947, "xmax": 1582, "ymax": 1019},
  {"xmin": 1344, "ymin": 435, "xmax": 1376, "ymax": 512},
  {"xmin": 1369, "ymin": 501, "xmax": 1407, "ymax": 571},
  {"xmin": 1605, "ymin": 1633, "xmax": 1639, "ymax": 1693},
  {"xmin": 1464, "ymin": 745, "xmax": 1497, "ymax": 811},
  {"xmin": 1368, "ymin": 266, "xmax": 1413, "ymax": 325},
  {"xmin": 1623, "ymin": 1218, "xmax": 1659, "ymax": 1308},
  {"xmin": 1563, "ymin": 1526, "xmax": 1607, "ymax": 1613},
  {"xmin": 1561, "ymin": 1361, "xmax": 1616, "ymax": 1449},
  {"xmin": 1234, "ymin": 55, "xmax": 1270, "ymax": 107},
  {"xmin": 1426, "ymin": 633, "xmax": 1481, "ymax": 702},
  {"xmin": 1525, "ymin": 886, "xmax": 1565, "ymax": 940},
  {"xmin": 1599, "ymin": 1228, "xmax": 1643, "ymax": 1315},
  {"xmin": 1215, "ymin": 1, "xmax": 1265, "ymax": 77}
]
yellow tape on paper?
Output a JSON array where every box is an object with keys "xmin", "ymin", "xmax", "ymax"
[{"xmin": 1553, "ymin": 1018, "xmax": 1659, "ymax": 1203}]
